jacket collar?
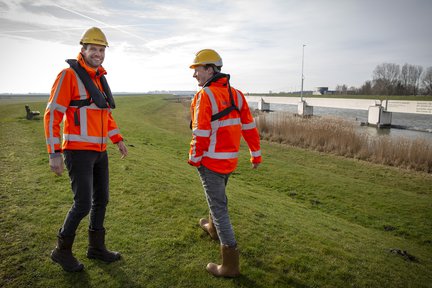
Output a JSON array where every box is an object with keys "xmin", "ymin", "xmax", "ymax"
[{"xmin": 203, "ymin": 73, "xmax": 229, "ymax": 88}]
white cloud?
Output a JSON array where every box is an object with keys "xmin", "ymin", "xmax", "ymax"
[{"xmin": 0, "ymin": 0, "xmax": 431, "ymax": 93}]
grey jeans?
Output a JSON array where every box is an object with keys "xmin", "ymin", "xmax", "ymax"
[{"xmin": 198, "ymin": 165, "xmax": 237, "ymax": 247}]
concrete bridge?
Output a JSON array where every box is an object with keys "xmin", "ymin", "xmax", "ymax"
[{"xmin": 245, "ymin": 96, "xmax": 432, "ymax": 127}]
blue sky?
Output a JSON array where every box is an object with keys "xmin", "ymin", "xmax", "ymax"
[{"xmin": 0, "ymin": 0, "xmax": 431, "ymax": 94}]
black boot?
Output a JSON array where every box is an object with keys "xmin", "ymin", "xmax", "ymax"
[
  {"xmin": 51, "ymin": 230, "xmax": 84, "ymax": 272},
  {"xmin": 87, "ymin": 228, "xmax": 121, "ymax": 262}
]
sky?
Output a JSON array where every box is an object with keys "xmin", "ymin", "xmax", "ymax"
[{"xmin": 0, "ymin": 0, "xmax": 431, "ymax": 94}]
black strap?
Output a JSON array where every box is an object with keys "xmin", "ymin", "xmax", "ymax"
[
  {"xmin": 204, "ymin": 73, "xmax": 239, "ymax": 122},
  {"xmin": 69, "ymin": 99, "xmax": 91, "ymax": 126},
  {"xmin": 70, "ymin": 99, "xmax": 91, "ymax": 107},
  {"xmin": 211, "ymin": 105, "xmax": 238, "ymax": 121},
  {"xmin": 66, "ymin": 59, "xmax": 116, "ymax": 109}
]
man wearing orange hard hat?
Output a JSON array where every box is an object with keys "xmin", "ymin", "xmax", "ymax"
[
  {"xmin": 188, "ymin": 49, "xmax": 262, "ymax": 277},
  {"xmin": 44, "ymin": 27, "xmax": 128, "ymax": 272}
]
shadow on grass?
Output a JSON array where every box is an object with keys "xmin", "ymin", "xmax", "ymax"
[
  {"xmin": 232, "ymin": 273, "xmax": 310, "ymax": 288},
  {"xmin": 93, "ymin": 259, "xmax": 141, "ymax": 287},
  {"xmin": 232, "ymin": 274, "xmax": 263, "ymax": 288},
  {"xmin": 63, "ymin": 270, "xmax": 91, "ymax": 287}
]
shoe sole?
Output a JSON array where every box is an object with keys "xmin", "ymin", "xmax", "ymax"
[{"xmin": 51, "ymin": 251, "xmax": 84, "ymax": 272}]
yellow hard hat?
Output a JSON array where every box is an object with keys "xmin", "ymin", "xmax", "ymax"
[
  {"xmin": 80, "ymin": 27, "xmax": 108, "ymax": 47},
  {"xmin": 190, "ymin": 49, "xmax": 223, "ymax": 69}
]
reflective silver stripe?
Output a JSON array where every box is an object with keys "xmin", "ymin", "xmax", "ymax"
[
  {"xmin": 236, "ymin": 90, "xmax": 243, "ymax": 110},
  {"xmin": 87, "ymin": 103, "xmax": 105, "ymax": 110},
  {"xmin": 208, "ymin": 121, "xmax": 218, "ymax": 154},
  {"xmin": 219, "ymin": 118, "xmax": 241, "ymax": 127},
  {"xmin": 203, "ymin": 87, "xmax": 219, "ymax": 115},
  {"xmin": 204, "ymin": 151, "xmax": 239, "ymax": 159},
  {"xmin": 189, "ymin": 155, "xmax": 202, "ymax": 163},
  {"xmin": 108, "ymin": 128, "xmax": 120, "ymax": 137},
  {"xmin": 250, "ymin": 150, "xmax": 261, "ymax": 157},
  {"xmin": 193, "ymin": 128, "xmax": 211, "ymax": 137},
  {"xmin": 46, "ymin": 137, "xmax": 61, "ymax": 145},
  {"xmin": 204, "ymin": 87, "xmax": 221, "ymax": 154},
  {"xmin": 190, "ymin": 135, "xmax": 199, "ymax": 159},
  {"xmin": 79, "ymin": 107, "xmax": 88, "ymax": 136},
  {"xmin": 63, "ymin": 134, "xmax": 107, "ymax": 144},
  {"xmin": 71, "ymin": 70, "xmax": 87, "ymax": 100},
  {"xmin": 242, "ymin": 121, "xmax": 256, "ymax": 130},
  {"xmin": 47, "ymin": 102, "xmax": 67, "ymax": 113},
  {"xmin": 48, "ymin": 70, "xmax": 67, "ymax": 152}
]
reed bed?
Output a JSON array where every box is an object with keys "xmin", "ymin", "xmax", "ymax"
[{"xmin": 256, "ymin": 112, "xmax": 432, "ymax": 173}]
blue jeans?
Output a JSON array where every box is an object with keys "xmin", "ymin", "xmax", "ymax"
[
  {"xmin": 198, "ymin": 165, "xmax": 237, "ymax": 247},
  {"xmin": 60, "ymin": 150, "xmax": 109, "ymax": 237}
]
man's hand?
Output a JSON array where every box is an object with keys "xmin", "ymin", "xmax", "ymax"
[
  {"xmin": 49, "ymin": 156, "xmax": 64, "ymax": 176},
  {"xmin": 117, "ymin": 140, "xmax": 128, "ymax": 159},
  {"xmin": 252, "ymin": 163, "xmax": 260, "ymax": 169}
]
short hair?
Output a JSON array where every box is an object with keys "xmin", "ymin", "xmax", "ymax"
[{"xmin": 205, "ymin": 64, "xmax": 221, "ymax": 73}]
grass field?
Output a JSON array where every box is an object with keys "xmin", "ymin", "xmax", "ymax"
[{"xmin": 1, "ymin": 95, "xmax": 431, "ymax": 288}]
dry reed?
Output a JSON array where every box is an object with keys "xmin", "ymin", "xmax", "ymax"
[{"xmin": 255, "ymin": 112, "xmax": 432, "ymax": 173}]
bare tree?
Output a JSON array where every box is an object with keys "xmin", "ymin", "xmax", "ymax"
[
  {"xmin": 359, "ymin": 81, "xmax": 372, "ymax": 95},
  {"xmin": 372, "ymin": 63, "xmax": 400, "ymax": 95},
  {"xmin": 422, "ymin": 66, "xmax": 432, "ymax": 95},
  {"xmin": 400, "ymin": 63, "xmax": 411, "ymax": 95},
  {"xmin": 398, "ymin": 64, "xmax": 423, "ymax": 95},
  {"xmin": 411, "ymin": 65, "xmax": 423, "ymax": 96}
]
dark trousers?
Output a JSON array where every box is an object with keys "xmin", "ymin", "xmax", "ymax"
[{"xmin": 60, "ymin": 150, "xmax": 109, "ymax": 237}]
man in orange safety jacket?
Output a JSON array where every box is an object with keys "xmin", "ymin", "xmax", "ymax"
[
  {"xmin": 44, "ymin": 27, "xmax": 127, "ymax": 272},
  {"xmin": 188, "ymin": 49, "xmax": 262, "ymax": 277}
]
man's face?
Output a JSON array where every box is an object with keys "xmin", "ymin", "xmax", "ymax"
[
  {"xmin": 81, "ymin": 44, "xmax": 105, "ymax": 69},
  {"xmin": 193, "ymin": 66, "xmax": 214, "ymax": 87}
]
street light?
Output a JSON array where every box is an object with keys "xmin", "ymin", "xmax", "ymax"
[{"xmin": 300, "ymin": 44, "xmax": 306, "ymax": 101}]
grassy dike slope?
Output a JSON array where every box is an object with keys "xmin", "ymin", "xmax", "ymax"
[{"xmin": 1, "ymin": 95, "xmax": 431, "ymax": 288}]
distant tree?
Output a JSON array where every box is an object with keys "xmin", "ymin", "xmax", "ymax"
[
  {"xmin": 394, "ymin": 81, "xmax": 405, "ymax": 95},
  {"xmin": 335, "ymin": 84, "xmax": 348, "ymax": 94},
  {"xmin": 401, "ymin": 64, "xmax": 424, "ymax": 95},
  {"xmin": 422, "ymin": 66, "xmax": 432, "ymax": 95},
  {"xmin": 412, "ymin": 65, "xmax": 423, "ymax": 96},
  {"xmin": 372, "ymin": 63, "xmax": 400, "ymax": 95},
  {"xmin": 359, "ymin": 81, "xmax": 372, "ymax": 95},
  {"xmin": 400, "ymin": 63, "xmax": 411, "ymax": 95}
]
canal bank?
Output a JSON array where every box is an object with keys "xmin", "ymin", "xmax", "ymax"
[{"xmin": 247, "ymin": 101, "xmax": 432, "ymax": 141}]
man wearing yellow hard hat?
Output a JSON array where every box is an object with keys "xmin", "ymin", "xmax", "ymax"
[
  {"xmin": 44, "ymin": 27, "xmax": 128, "ymax": 272},
  {"xmin": 188, "ymin": 49, "xmax": 262, "ymax": 277}
]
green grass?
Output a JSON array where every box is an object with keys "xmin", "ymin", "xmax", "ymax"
[{"xmin": 1, "ymin": 96, "xmax": 431, "ymax": 288}]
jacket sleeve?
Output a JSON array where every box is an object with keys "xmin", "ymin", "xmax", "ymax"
[
  {"xmin": 188, "ymin": 90, "xmax": 212, "ymax": 167},
  {"xmin": 239, "ymin": 91, "xmax": 262, "ymax": 164},
  {"xmin": 107, "ymin": 111, "xmax": 123, "ymax": 144},
  {"xmin": 44, "ymin": 69, "xmax": 73, "ymax": 154}
]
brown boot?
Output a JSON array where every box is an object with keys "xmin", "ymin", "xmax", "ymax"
[
  {"xmin": 50, "ymin": 230, "xmax": 84, "ymax": 272},
  {"xmin": 206, "ymin": 245, "xmax": 240, "ymax": 277},
  {"xmin": 199, "ymin": 213, "xmax": 219, "ymax": 241},
  {"xmin": 87, "ymin": 228, "xmax": 121, "ymax": 263}
]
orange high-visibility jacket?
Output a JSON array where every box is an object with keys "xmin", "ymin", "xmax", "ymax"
[
  {"xmin": 188, "ymin": 76, "xmax": 262, "ymax": 174},
  {"xmin": 44, "ymin": 53, "xmax": 123, "ymax": 154}
]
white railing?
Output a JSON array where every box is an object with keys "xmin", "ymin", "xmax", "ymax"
[{"xmin": 245, "ymin": 96, "xmax": 432, "ymax": 115}]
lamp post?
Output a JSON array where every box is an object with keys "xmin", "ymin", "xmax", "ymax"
[{"xmin": 300, "ymin": 44, "xmax": 306, "ymax": 102}]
